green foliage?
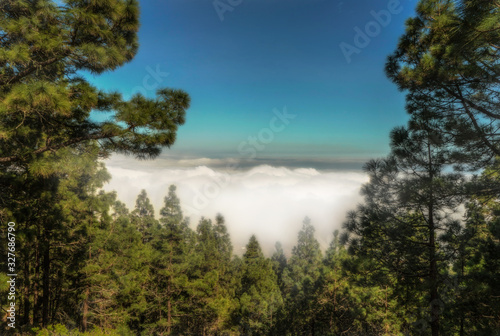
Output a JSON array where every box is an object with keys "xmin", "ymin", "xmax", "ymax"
[
  {"xmin": 0, "ymin": 0, "xmax": 190, "ymax": 332},
  {"xmin": 140, "ymin": 186, "xmax": 189, "ymax": 335},
  {"xmin": 448, "ymin": 163, "xmax": 500, "ymax": 334},
  {"xmin": 343, "ymin": 123, "xmax": 468, "ymax": 335},
  {"xmin": 238, "ymin": 235, "xmax": 282, "ymax": 336},
  {"xmin": 2, "ymin": 0, "xmax": 500, "ymax": 335},
  {"xmin": 32, "ymin": 324, "xmax": 130, "ymax": 336},
  {"xmin": 271, "ymin": 242, "xmax": 287, "ymax": 291},
  {"xmin": 386, "ymin": 0, "xmax": 500, "ymax": 165},
  {"xmin": 0, "ymin": 0, "xmax": 190, "ymax": 167},
  {"xmin": 281, "ymin": 217, "xmax": 322, "ymax": 335},
  {"xmin": 131, "ymin": 189, "xmax": 157, "ymax": 243}
]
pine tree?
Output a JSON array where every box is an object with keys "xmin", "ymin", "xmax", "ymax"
[
  {"xmin": 343, "ymin": 123, "xmax": 466, "ymax": 335},
  {"xmin": 316, "ymin": 230, "xmax": 354, "ymax": 334},
  {"xmin": 386, "ymin": 0, "xmax": 500, "ymax": 165},
  {"xmin": 0, "ymin": 144, "xmax": 116, "ymax": 331},
  {"xmin": 0, "ymin": 1, "xmax": 190, "ymax": 331},
  {"xmin": 81, "ymin": 197, "xmax": 149, "ymax": 333},
  {"xmin": 109, "ymin": 200, "xmax": 150, "ymax": 333},
  {"xmin": 142, "ymin": 185, "xmax": 191, "ymax": 335},
  {"xmin": 185, "ymin": 216, "xmax": 236, "ymax": 335},
  {"xmin": 0, "ymin": 0, "xmax": 190, "ymax": 166},
  {"xmin": 214, "ymin": 213, "xmax": 233, "ymax": 268},
  {"xmin": 131, "ymin": 189, "xmax": 157, "ymax": 243},
  {"xmin": 211, "ymin": 214, "xmax": 237, "ymax": 333},
  {"xmin": 238, "ymin": 235, "xmax": 282, "ymax": 336},
  {"xmin": 271, "ymin": 241, "xmax": 287, "ymax": 291},
  {"xmin": 282, "ymin": 217, "xmax": 323, "ymax": 335},
  {"xmin": 316, "ymin": 231, "xmax": 405, "ymax": 335},
  {"xmin": 447, "ymin": 162, "xmax": 500, "ymax": 334},
  {"xmin": 381, "ymin": 1, "xmax": 500, "ymax": 332}
]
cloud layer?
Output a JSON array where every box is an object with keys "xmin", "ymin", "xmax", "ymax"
[{"xmin": 102, "ymin": 157, "xmax": 369, "ymax": 255}]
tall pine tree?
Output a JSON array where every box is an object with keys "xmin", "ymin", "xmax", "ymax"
[
  {"xmin": 282, "ymin": 217, "xmax": 323, "ymax": 335},
  {"xmin": 238, "ymin": 235, "xmax": 282, "ymax": 336}
]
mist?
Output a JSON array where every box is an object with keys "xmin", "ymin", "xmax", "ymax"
[{"xmin": 102, "ymin": 155, "xmax": 368, "ymax": 255}]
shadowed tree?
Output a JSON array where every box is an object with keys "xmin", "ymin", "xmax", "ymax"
[
  {"xmin": 81, "ymin": 198, "xmax": 149, "ymax": 333},
  {"xmin": 445, "ymin": 162, "xmax": 500, "ymax": 334},
  {"xmin": 0, "ymin": 0, "xmax": 189, "ymax": 331},
  {"xmin": 343, "ymin": 123, "xmax": 466, "ymax": 335},
  {"xmin": 271, "ymin": 241, "xmax": 287, "ymax": 291}
]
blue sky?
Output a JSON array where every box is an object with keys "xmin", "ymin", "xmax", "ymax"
[{"xmin": 88, "ymin": 0, "xmax": 417, "ymax": 171}]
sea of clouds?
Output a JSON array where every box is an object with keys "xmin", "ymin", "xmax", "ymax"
[{"xmin": 102, "ymin": 156, "xmax": 369, "ymax": 255}]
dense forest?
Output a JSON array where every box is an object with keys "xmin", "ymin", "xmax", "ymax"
[{"xmin": 0, "ymin": 0, "xmax": 499, "ymax": 335}]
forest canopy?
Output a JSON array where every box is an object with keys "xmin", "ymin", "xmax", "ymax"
[{"xmin": 0, "ymin": 0, "xmax": 499, "ymax": 335}]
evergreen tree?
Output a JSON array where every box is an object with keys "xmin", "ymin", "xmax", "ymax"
[
  {"xmin": 381, "ymin": 1, "xmax": 500, "ymax": 333},
  {"xmin": 271, "ymin": 241, "xmax": 287, "ymax": 291},
  {"xmin": 343, "ymin": 124, "xmax": 466, "ymax": 335},
  {"xmin": 316, "ymin": 231, "xmax": 354, "ymax": 334},
  {"xmin": 282, "ymin": 217, "xmax": 322, "ymax": 335},
  {"xmin": 0, "ymin": 1, "xmax": 189, "ymax": 331},
  {"xmin": 316, "ymin": 231, "xmax": 404, "ymax": 335},
  {"xmin": 131, "ymin": 189, "xmax": 157, "ymax": 243},
  {"xmin": 81, "ymin": 197, "xmax": 149, "ymax": 333},
  {"xmin": 448, "ymin": 162, "xmax": 500, "ymax": 334},
  {"xmin": 186, "ymin": 216, "xmax": 236, "ymax": 335},
  {"xmin": 0, "ymin": 144, "xmax": 115, "ymax": 331},
  {"xmin": 142, "ymin": 185, "xmax": 191, "ymax": 335},
  {"xmin": 238, "ymin": 235, "xmax": 282, "ymax": 336},
  {"xmin": 109, "ymin": 200, "xmax": 150, "ymax": 333},
  {"xmin": 214, "ymin": 213, "xmax": 233, "ymax": 268},
  {"xmin": 386, "ymin": 0, "xmax": 500, "ymax": 164},
  {"xmin": 211, "ymin": 214, "xmax": 238, "ymax": 334},
  {"xmin": 0, "ymin": 0, "xmax": 190, "ymax": 166}
]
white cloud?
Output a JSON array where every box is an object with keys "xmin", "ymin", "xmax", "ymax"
[{"xmin": 102, "ymin": 158, "xmax": 369, "ymax": 255}]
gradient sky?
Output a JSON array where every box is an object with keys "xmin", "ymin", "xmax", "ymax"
[{"xmin": 86, "ymin": 0, "xmax": 417, "ymax": 170}]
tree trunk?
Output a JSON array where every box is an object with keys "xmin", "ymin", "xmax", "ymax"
[
  {"xmin": 33, "ymin": 237, "xmax": 41, "ymax": 324},
  {"xmin": 42, "ymin": 238, "xmax": 51, "ymax": 326},
  {"xmin": 168, "ymin": 248, "xmax": 173, "ymax": 334},
  {"xmin": 428, "ymin": 141, "xmax": 440, "ymax": 336},
  {"xmin": 82, "ymin": 286, "xmax": 89, "ymax": 331},
  {"xmin": 82, "ymin": 247, "xmax": 91, "ymax": 332},
  {"xmin": 52, "ymin": 284, "xmax": 62, "ymax": 324},
  {"xmin": 167, "ymin": 293, "xmax": 172, "ymax": 335},
  {"xmin": 23, "ymin": 256, "xmax": 31, "ymax": 325},
  {"xmin": 429, "ymin": 214, "xmax": 439, "ymax": 336}
]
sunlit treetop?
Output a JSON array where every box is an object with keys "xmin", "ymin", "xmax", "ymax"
[
  {"xmin": 0, "ymin": 0, "xmax": 190, "ymax": 168},
  {"xmin": 386, "ymin": 0, "xmax": 500, "ymax": 162}
]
